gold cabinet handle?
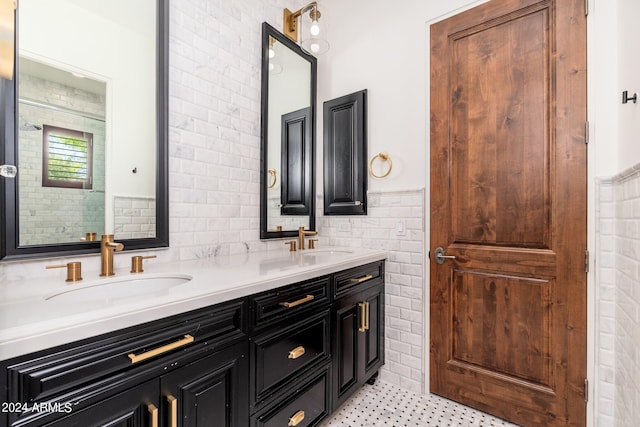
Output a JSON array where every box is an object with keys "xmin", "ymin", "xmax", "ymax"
[
  {"xmin": 350, "ymin": 274, "xmax": 373, "ymax": 284},
  {"xmin": 364, "ymin": 301, "xmax": 370, "ymax": 331},
  {"xmin": 358, "ymin": 302, "xmax": 367, "ymax": 332},
  {"xmin": 147, "ymin": 403, "xmax": 158, "ymax": 427},
  {"xmin": 279, "ymin": 294, "xmax": 314, "ymax": 308},
  {"xmin": 357, "ymin": 301, "xmax": 370, "ymax": 332},
  {"xmin": 288, "ymin": 346, "xmax": 306, "ymax": 359},
  {"xmin": 167, "ymin": 395, "xmax": 177, "ymax": 427},
  {"xmin": 128, "ymin": 334, "xmax": 194, "ymax": 364},
  {"xmin": 288, "ymin": 410, "xmax": 305, "ymax": 426}
]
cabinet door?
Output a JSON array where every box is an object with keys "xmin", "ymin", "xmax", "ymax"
[
  {"xmin": 27, "ymin": 380, "xmax": 159, "ymax": 427},
  {"xmin": 160, "ymin": 341, "xmax": 249, "ymax": 427},
  {"xmin": 332, "ymin": 284, "xmax": 384, "ymax": 410},
  {"xmin": 323, "ymin": 90, "xmax": 367, "ymax": 215}
]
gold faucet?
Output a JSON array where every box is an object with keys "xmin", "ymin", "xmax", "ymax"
[
  {"xmin": 298, "ymin": 226, "xmax": 318, "ymax": 250},
  {"xmin": 100, "ymin": 234, "xmax": 124, "ymax": 276}
]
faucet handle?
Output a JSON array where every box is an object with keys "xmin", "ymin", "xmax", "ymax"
[
  {"xmin": 308, "ymin": 239, "xmax": 318, "ymax": 249},
  {"xmin": 131, "ymin": 255, "xmax": 157, "ymax": 273},
  {"xmin": 285, "ymin": 241, "xmax": 297, "ymax": 252},
  {"xmin": 46, "ymin": 262, "xmax": 83, "ymax": 283}
]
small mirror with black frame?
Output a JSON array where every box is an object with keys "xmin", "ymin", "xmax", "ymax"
[{"xmin": 260, "ymin": 22, "xmax": 317, "ymax": 239}]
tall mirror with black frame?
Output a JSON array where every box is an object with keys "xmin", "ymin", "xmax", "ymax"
[
  {"xmin": 0, "ymin": 0, "xmax": 168, "ymax": 260},
  {"xmin": 260, "ymin": 22, "xmax": 317, "ymax": 240}
]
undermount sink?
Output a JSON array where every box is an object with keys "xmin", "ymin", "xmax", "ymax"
[
  {"xmin": 44, "ymin": 274, "xmax": 192, "ymax": 304},
  {"xmin": 301, "ymin": 249, "xmax": 354, "ymax": 255}
]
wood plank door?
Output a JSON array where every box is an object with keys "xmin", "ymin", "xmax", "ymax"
[{"xmin": 429, "ymin": 0, "xmax": 587, "ymax": 426}]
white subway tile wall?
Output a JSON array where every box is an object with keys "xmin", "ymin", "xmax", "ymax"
[
  {"xmin": 596, "ymin": 165, "xmax": 640, "ymax": 427},
  {"xmin": 113, "ymin": 196, "xmax": 156, "ymax": 240},
  {"xmin": 169, "ymin": 0, "xmax": 306, "ymax": 259},
  {"xmin": 319, "ymin": 189, "xmax": 427, "ymax": 393}
]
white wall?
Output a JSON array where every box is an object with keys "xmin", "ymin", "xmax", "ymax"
[
  {"xmin": 616, "ymin": 0, "xmax": 640, "ymax": 171},
  {"xmin": 318, "ymin": 0, "xmax": 486, "ymax": 191},
  {"xmin": 593, "ymin": 0, "xmax": 640, "ymax": 425}
]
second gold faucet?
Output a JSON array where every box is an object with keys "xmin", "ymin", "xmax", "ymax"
[
  {"xmin": 100, "ymin": 234, "xmax": 124, "ymax": 276},
  {"xmin": 298, "ymin": 226, "xmax": 318, "ymax": 250}
]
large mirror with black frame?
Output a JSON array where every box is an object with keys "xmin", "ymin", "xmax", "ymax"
[
  {"xmin": 260, "ymin": 22, "xmax": 316, "ymax": 240},
  {"xmin": 0, "ymin": 0, "xmax": 168, "ymax": 260}
]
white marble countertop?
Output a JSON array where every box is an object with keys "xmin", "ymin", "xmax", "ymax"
[{"xmin": 0, "ymin": 248, "xmax": 386, "ymax": 361}]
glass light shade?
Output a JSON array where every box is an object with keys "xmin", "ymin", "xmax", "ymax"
[
  {"xmin": 310, "ymin": 20, "xmax": 320, "ymax": 36},
  {"xmin": 268, "ymin": 47, "xmax": 275, "ymax": 59},
  {"xmin": 301, "ymin": 37, "xmax": 329, "ymax": 55},
  {"xmin": 268, "ymin": 62, "xmax": 283, "ymax": 74}
]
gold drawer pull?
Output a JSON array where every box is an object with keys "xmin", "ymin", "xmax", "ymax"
[
  {"xmin": 167, "ymin": 395, "xmax": 177, "ymax": 427},
  {"xmin": 288, "ymin": 410, "xmax": 305, "ymax": 426},
  {"xmin": 279, "ymin": 294, "xmax": 314, "ymax": 308},
  {"xmin": 288, "ymin": 346, "xmax": 306, "ymax": 359},
  {"xmin": 350, "ymin": 274, "xmax": 373, "ymax": 284},
  {"xmin": 148, "ymin": 403, "xmax": 158, "ymax": 427},
  {"xmin": 128, "ymin": 334, "xmax": 194, "ymax": 364}
]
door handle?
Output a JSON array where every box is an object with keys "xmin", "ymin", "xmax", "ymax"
[{"xmin": 434, "ymin": 247, "xmax": 456, "ymax": 265}]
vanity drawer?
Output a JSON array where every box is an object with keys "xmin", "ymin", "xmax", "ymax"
[
  {"xmin": 250, "ymin": 276, "xmax": 330, "ymax": 330},
  {"xmin": 252, "ymin": 366, "xmax": 331, "ymax": 427},
  {"xmin": 251, "ymin": 312, "xmax": 329, "ymax": 404},
  {"xmin": 334, "ymin": 261, "xmax": 384, "ymax": 297},
  {"xmin": 4, "ymin": 298, "xmax": 246, "ymax": 404}
]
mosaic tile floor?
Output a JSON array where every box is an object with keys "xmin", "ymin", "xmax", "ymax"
[{"xmin": 321, "ymin": 381, "xmax": 520, "ymax": 427}]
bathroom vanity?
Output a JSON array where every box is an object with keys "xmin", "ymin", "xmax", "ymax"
[{"xmin": 0, "ymin": 249, "xmax": 385, "ymax": 426}]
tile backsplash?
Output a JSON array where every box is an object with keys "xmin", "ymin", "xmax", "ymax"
[
  {"xmin": 319, "ymin": 188, "xmax": 427, "ymax": 393},
  {"xmin": 596, "ymin": 164, "xmax": 640, "ymax": 426}
]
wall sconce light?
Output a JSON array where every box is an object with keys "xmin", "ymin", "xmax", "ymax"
[
  {"xmin": 0, "ymin": 0, "xmax": 16, "ymax": 80},
  {"xmin": 283, "ymin": 2, "xmax": 329, "ymax": 55}
]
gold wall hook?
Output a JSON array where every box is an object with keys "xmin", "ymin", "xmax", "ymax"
[
  {"xmin": 369, "ymin": 152, "xmax": 393, "ymax": 178},
  {"xmin": 46, "ymin": 261, "xmax": 83, "ymax": 283}
]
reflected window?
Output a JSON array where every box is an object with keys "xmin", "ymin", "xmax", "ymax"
[{"xmin": 42, "ymin": 125, "xmax": 93, "ymax": 189}]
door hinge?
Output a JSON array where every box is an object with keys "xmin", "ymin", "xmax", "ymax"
[
  {"xmin": 585, "ymin": 250, "xmax": 590, "ymax": 273},
  {"xmin": 585, "ymin": 0, "xmax": 589, "ymax": 16},
  {"xmin": 584, "ymin": 378, "xmax": 589, "ymax": 402},
  {"xmin": 585, "ymin": 121, "xmax": 590, "ymax": 144}
]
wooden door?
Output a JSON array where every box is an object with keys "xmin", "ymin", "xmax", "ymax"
[{"xmin": 429, "ymin": 0, "xmax": 587, "ymax": 426}]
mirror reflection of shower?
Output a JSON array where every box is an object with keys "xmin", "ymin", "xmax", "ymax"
[{"xmin": 19, "ymin": 122, "xmax": 42, "ymax": 131}]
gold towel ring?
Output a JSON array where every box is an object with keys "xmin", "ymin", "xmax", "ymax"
[
  {"xmin": 267, "ymin": 168, "xmax": 277, "ymax": 188},
  {"xmin": 369, "ymin": 152, "xmax": 392, "ymax": 178}
]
